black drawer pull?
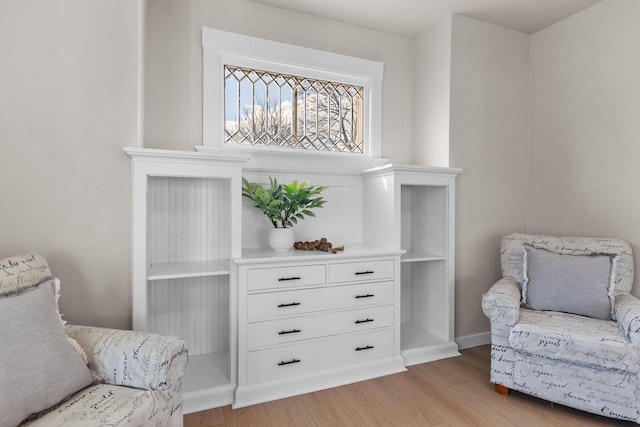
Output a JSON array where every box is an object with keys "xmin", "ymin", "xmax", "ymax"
[
  {"xmin": 355, "ymin": 318, "xmax": 374, "ymax": 324},
  {"xmin": 355, "ymin": 294, "xmax": 375, "ymax": 299},
  {"xmin": 278, "ymin": 276, "xmax": 301, "ymax": 281},
  {"xmin": 355, "ymin": 271, "xmax": 374, "ymax": 275},
  {"xmin": 278, "ymin": 329, "xmax": 301, "ymax": 335},
  {"xmin": 355, "ymin": 345, "xmax": 374, "ymax": 351},
  {"xmin": 277, "ymin": 302, "xmax": 301, "ymax": 308},
  {"xmin": 278, "ymin": 358, "xmax": 301, "ymax": 366}
]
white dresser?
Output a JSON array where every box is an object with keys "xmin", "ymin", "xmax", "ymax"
[{"xmin": 233, "ymin": 247, "xmax": 406, "ymax": 407}]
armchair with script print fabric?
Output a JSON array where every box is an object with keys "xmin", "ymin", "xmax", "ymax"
[
  {"xmin": 0, "ymin": 254, "xmax": 188, "ymax": 427},
  {"xmin": 482, "ymin": 234, "xmax": 640, "ymax": 423}
]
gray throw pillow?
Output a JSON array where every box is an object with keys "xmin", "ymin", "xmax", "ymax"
[
  {"xmin": 0, "ymin": 282, "xmax": 94, "ymax": 427},
  {"xmin": 523, "ymin": 245, "xmax": 615, "ymax": 320}
]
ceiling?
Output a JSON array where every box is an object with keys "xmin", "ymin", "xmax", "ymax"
[{"xmin": 247, "ymin": 0, "xmax": 601, "ymax": 37}]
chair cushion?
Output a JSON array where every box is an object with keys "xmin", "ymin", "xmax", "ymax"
[
  {"xmin": 501, "ymin": 233, "xmax": 634, "ymax": 295},
  {"xmin": 22, "ymin": 384, "xmax": 163, "ymax": 427},
  {"xmin": 509, "ymin": 308, "xmax": 640, "ymax": 373},
  {"xmin": 523, "ymin": 245, "xmax": 615, "ymax": 320},
  {"xmin": 0, "ymin": 282, "xmax": 94, "ymax": 427}
]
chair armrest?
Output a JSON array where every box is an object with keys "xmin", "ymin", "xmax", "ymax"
[
  {"xmin": 65, "ymin": 325, "xmax": 188, "ymax": 392},
  {"xmin": 482, "ymin": 277, "xmax": 521, "ymax": 327},
  {"xmin": 615, "ymin": 294, "xmax": 640, "ymax": 346}
]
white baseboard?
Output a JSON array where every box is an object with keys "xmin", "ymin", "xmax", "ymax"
[
  {"xmin": 401, "ymin": 342, "xmax": 460, "ymax": 366},
  {"xmin": 183, "ymin": 384, "xmax": 235, "ymax": 414},
  {"xmin": 455, "ymin": 332, "xmax": 491, "ymax": 350}
]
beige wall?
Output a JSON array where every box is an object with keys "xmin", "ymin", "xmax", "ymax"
[
  {"xmin": 529, "ymin": 0, "xmax": 640, "ymax": 294},
  {"xmin": 144, "ymin": 0, "xmax": 415, "ymax": 163},
  {"xmin": 412, "ymin": 15, "xmax": 530, "ymax": 338},
  {"xmin": 448, "ymin": 16, "xmax": 530, "ymax": 337},
  {"xmin": 0, "ymin": 0, "xmax": 138, "ymax": 329},
  {"xmin": 448, "ymin": 0, "xmax": 640, "ymax": 338},
  {"xmin": 412, "ymin": 17, "xmax": 452, "ymax": 167}
]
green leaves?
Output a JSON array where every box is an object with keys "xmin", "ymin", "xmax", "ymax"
[{"xmin": 242, "ymin": 176, "xmax": 327, "ymax": 228}]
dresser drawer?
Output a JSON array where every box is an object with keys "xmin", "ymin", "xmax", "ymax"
[
  {"xmin": 248, "ymin": 328, "xmax": 394, "ymax": 384},
  {"xmin": 328, "ymin": 259, "xmax": 394, "ymax": 284},
  {"xmin": 248, "ymin": 281, "xmax": 395, "ymax": 321},
  {"xmin": 248, "ymin": 305, "xmax": 394, "ymax": 349},
  {"xmin": 247, "ymin": 265, "xmax": 325, "ymax": 291}
]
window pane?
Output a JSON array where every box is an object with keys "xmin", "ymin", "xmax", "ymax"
[{"xmin": 223, "ymin": 65, "xmax": 363, "ymax": 153}]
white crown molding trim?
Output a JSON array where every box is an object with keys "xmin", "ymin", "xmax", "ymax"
[
  {"xmin": 362, "ymin": 163, "xmax": 463, "ymax": 178},
  {"xmin": 195, "ymin": 145, "xmax": 388, "ymax": 176},
  {"xmin": 124, "ymin": 147, "xmax": 249, "ymax": 166}
]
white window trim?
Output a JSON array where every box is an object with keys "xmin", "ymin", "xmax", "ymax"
[{"xmin": 201, "ymin": 28, "xmax": 384, "ymax": 159}]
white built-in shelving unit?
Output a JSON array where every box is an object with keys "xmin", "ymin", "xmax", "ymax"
[
  {"xmin": 363, "ymin": 164, "xmax": 462, "ymax": 366},
  {"xmin": 126, "ymin": 147, "xmax": 461, "ymax": 412},
  {"xmin": 125, "ymin": 148, "xmax": 247, "ymax": 413}
]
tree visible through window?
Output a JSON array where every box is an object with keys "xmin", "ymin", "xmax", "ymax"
[{"xmin": 224, "ymin": 65, "xmax": 364, "ymax": 153}]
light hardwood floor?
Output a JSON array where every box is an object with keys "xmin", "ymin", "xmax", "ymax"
[{"xmin": 184, "ymin": 345, "xmax": 634, "ymax": 426}]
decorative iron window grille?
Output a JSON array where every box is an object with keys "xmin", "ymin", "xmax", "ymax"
[{"xmin": 224, "ymin": 65, "xmax": 364, "ymax": 153}]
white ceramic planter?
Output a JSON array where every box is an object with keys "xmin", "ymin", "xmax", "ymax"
[{"xmin": 268, "ymin": 228, "xmax": 295, "ymax": 252}]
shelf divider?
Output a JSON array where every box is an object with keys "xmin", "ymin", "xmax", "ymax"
[
  {"xmin": 147, "ymin": 259, "xmax": 230, "ymax": 281},
  {"xmin": 401, "ymin": 250, "xmax": 445, "ymax": 263}
]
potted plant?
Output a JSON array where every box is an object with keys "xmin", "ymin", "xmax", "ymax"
[{"xmin": 242, "ymin": 177, "xmax": 328, "ymax": 251}]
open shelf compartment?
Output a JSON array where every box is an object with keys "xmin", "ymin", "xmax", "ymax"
[
  {"xmin": 148, "ymin": 274, "xmax": 233, "ymax": 411},
  {"xmin": 399, "ymin": 182, "xmax": 458, "ymax": 365},
  {"xmin": 145, "ymin": 175, "xmax": 235, "ymax": 410},
  {"xmin": 400, "ymin": 184, "xmax": 447, "ymax": 258},
  {"xmin": 184, "ymin": 350, "xmax": 231, "ymax": 393}
]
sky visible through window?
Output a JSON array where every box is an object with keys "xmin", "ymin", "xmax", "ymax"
[{"xmin": 223, "ymin": 65, "xmax": 364, "ymax": 153}]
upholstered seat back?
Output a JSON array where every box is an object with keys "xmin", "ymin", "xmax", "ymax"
[
  {"xmin": 501, "ymin": 233, "xmax": 634, "ymax": 295},
  {"xmin": 0, "ymin": 253, "xmax": 52, "ymax": 296}
]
